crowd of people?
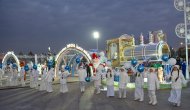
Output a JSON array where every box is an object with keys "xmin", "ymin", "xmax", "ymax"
[{"xmin": 0, "ymin": 57, "xmax": 187, "ymax": 107}]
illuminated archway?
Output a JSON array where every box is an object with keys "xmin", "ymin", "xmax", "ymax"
[
  {"xmin": 55, "ymin": 44, "xmax": 92, "ymax": 76},
  {"xmin": 2, "ymin": 51, "xmax": 20, "ymax": 71}
]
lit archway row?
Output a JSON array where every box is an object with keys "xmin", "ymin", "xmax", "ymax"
[
  {"xmin": 55, "ymin": 44, "xmax": 92, "ymax": 76},
  {"xmin": 2, "ymin": 51, "xmax": 20, "ymax": 71}
]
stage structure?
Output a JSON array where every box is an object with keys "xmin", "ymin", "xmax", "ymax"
[{"xmin": 106, "ymin": 30, "xmax": 171, "ymax": 67}]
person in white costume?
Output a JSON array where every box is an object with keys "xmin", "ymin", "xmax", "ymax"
[
  {"xmin": 118, "ymin": 67, "xmax": 129, "ymax": 98},
  {"xmin": 20, "ymin": 67, "xmax": 26, "ymax": 87},
  {"xmin": 59, "ymin": 68, "xmax": 71, "ymax": 93},
  {"xmin": 29, "ymin": 69, "xmax": 34, "ymax": 88},
  {"xmin": 168, "ymin": 65, "xmax": 187, "ymax": 107},
  {"xmin": 12, "ymin": 66, "xmax": 18, "ymax": 86},
  {"xmin": 39, "ymin": 68, "xmax": 47, "ymax": 91},
  {"xmin": 32, "ymin": 65, "xmax": 39, "ymax": 89},
  {"xmin": 134, "ymin": 70, "xmax": 144, "ymax": 101},
  {"xmin": 147, "ymin": 67, "xmax": 160, "ymax": 105},
  {"xmin": 77, "ymin": 66, "xmax": 87, "ymax": 92},
  {"xmin": 46, "ymin": 68, "xmax": 55, "ymax": 92},
  {"xmin": 0, "ymin": 64, "xmax": 4, "ymax": 87},
  {"xmin": 93, "ymin": 64, "xmax": 104, "ymax": 94},
  {"xmin": 5, "ymin": 65, "xmax": 13, "ymax": 86},
  {"xmin": 106, "ymin": 67, "xmax": 115, "ymax": 97}
]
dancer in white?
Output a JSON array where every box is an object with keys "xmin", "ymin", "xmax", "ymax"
[
  {"xmin": 39, "ymin": 68, "xmax": 47, "ymax": 91},
  {"xmin": 77, "ymin": 66, "xmax": 87, "ymax": 92},
  {"xmin": 20, "ymin": 66, "xmax": 26, "ymax": 87},
  {"xmin": 168, "ymin": 65, "xmax": 186, "ymax": 107},
  {"xmin": 118, "ymin": 67, "xmax": 129, "ymax": 98},
  {"xmin": 59, "ymin": 67, "xmax": 71, "ymax": 93},
  {"xmin": 12, "ymin": 66, "xmax": 18, "ymax": 86},
  {"xmin": 106, "ymin": 67, "xmax": 114, "ymax": 97},
  {"xmin": 33, "ymin": 65, "xmax": 39, "ymax": 89},
  {"xmin": 147, "ymin": 67, "xmax": 160, "ymax": 105},
  {"xmin": 46, "ymin": 68, "xmax": 55, "ymax": 92},
  {"xmin": 29, "ymin": 69, "xmax": 34, "ymax": 88},
  {"xmin": 93, "ymin": 64, "xmax": 104, "ymax": 94},
  {"xmin": 134, "ymin": 71, "xmax": 144, "ymax": 101},
  {"xmin": 0, "ymin": 64, "xmax": 4, "ymax": 87}
]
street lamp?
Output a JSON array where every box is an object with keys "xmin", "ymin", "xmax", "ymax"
[
  {"xmin": 180, "ymin": 42, "xmax": 184, "ymax": 46},
  {"xmin": 174, "ymin": 0, "xmax": 190, "ymax": 79},
  {"xmin": 93, "ymin": 31, "xmax": 100, "ymax": 50}
]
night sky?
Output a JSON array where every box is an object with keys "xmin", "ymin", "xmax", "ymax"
[{"xmin": 0, "ymin": 0, "xmax": 184, "ymax": 54}]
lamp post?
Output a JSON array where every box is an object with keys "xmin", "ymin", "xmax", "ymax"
[
  {"xmin": 174, "ymin": 0, "xmax": 190, "ymax": 79},
  {"xmin": 93, "ymin": 31, "xmax": 100, "ymax": 51}
]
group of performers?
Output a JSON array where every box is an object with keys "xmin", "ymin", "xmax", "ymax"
[{"xmin": 0, "ymin": 57, "xmax": 187, "ymax": 107}]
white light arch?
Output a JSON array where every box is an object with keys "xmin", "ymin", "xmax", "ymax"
[
  {"xmin": 55, "ymin": 44, "xmax": 92, "ymax": 76},
  {"xmin": 2, "ymin": 51, "xmax": 20, "ymax": 71}
]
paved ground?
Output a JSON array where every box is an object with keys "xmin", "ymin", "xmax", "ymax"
[{"xmin": 0, "ymin": 82, "xmax": 190, "ymax": 110}]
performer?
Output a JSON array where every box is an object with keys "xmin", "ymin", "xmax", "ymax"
[
  {"xmin": 29, "ymin": 68, "xmax": 34, "ymax": 88},
  {"xmin": 93, "ymin": 64, "xmax": 104, "ymax": 94},
  {"xmin": 168, "ymin": 65, "xmax": 186, "ymax": 107},
  {"xmin": 59, "ymin": 67, "xmax": 71, "ymax": 93},
  {"xmin": 39, "ymin": 67, "xmax": 47, "ymax": 91},
  {"xmin": 5, "ymin": 65, "xmax": 13, "ymax": 86},
  {"xmin": 134, "ymin": 70, "xmax": 144, "ymax": 101},
  {"xmin": 12, "ymin": 66, "xmax": 18, "ymax": 86},
  {"xmin": 32, "ymin": 65, "xmax": 39, "ymax": 89},
  {"xmin": 77, "ymin": 65, "xmax": 87, "ymax": 93},
  {"xmin": 20, "ymin": 66, "xmax": 26, "ymax": 87},
  {"xmin": 46, "ymin": 68, "xmax": 55, "ymax": 92},
  {"xmin": 147, "ymin": 67, "xmax": 160, "ymax": 105},
  {"xmin": 106, "ymin": 67, "xmax": 114, "ymax": 97},
  {"xmin": 0, "ymin": 64, "xmax": 4, "ymax": 87},
  {"xmin": 118, "ymin": 67, "xmax": 129, "ymax": 98}
]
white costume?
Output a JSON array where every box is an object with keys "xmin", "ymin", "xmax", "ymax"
[
  {"xmin": 0, "ymin": 68, "xmax": 4, "ymax": 86},
  {"xmin": 168, "ymin": 65, "xmax": 186, "ymax": 107},
  {"xmin": 134, "ymin": 72, "xmax": 144, "ymax": 101},
  {"xmin": 20, "ymin": 68, "xmax": 26, "ymax": 87},
  {"xmin": 59, "ymin": 70, "xmax": 71, "ymax": 93},
  {"xmin": 29, "ymin": 69, "xmax": 34, "ymax": 88},
  {"xmin": 147, "ymin": 68, "xmax": 160, "ymax": 105},
  {"xmin": 39, "ymin": 69, "xmax": 47, "ymax": 91},
  {"xmin": 93, "ymin": 65, "xmax": 104, "ymax": 94},
  {"xmin": 118, "ymin": 67, "xmax": 129, "ymax": 98},
  {"xmin": 106, "ymin": 68, "xmax": 114, "ymax": 97},
  {"xmin": 5, "ymin": 66, "xmax": 13, "ymax": 86},
  {"xmin": 12, "ymin": 68, "xmax": 18, "ymax": 86},
  {"xmin": 46, "ymin": 68, "xmax": 55, "ymax": 92},
  {"xmin": 32, "ymin": 69, "xmax": 39, "ymax": 89},
  {"xmin": 77, "ymin": 66, "xmax": 87, "ymax": 92}
]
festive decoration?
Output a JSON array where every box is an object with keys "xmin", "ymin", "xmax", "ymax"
[
  {"xmin": 65, "ymin": 65, "xmax": 70, "ymax": 71},
  {"xmin": 137, "ymin": 64, "xmax": 144, "ymax": 73},
  {"xmin": 168, "ymin": 58, "xmax": 176, "ymax": 66},
  {"xmin": 161, "ymin": 55, "xmax": 169, "ymax": 62},
  {"xmin": 33, "ymin": 65, "xmax": 37, "ymax": 70},
  {"xmin": 131, "ymin": 59, "xmax": 138, "ymax": 66},
  {"xmin": 91, "ymin": 53, "xmax": 98, "ymax": 59},
  {"xmin": 12, "ymin": 63, "xmax": 17, "ymax": 69},
  {"xmin": 85, "ymin": 77, "xmax": 91, "ymax": 82},
  {"xmin": 0, "ymin": 63, "xmax": 2, "ymax": 69},
  {"xmin": 76, "ymin": 58, "xmax": 81, "ymax": 64},
  {"xmin": 24, "ymin": 65, "xmax": 29, "ymax": 71},
  {"xmin": 114, "ymin": 75, "xmax": 119, "ymax": 82},
  {"xmin": 20, "ymin": 61, "xmax": 25, "ymax": 67}
]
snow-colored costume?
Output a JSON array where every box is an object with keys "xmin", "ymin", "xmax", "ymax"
[
  {"xmin": 0, "ymin": 68, "xmax": 4, "ymax": 87},
  {"xmin": 134, "ymin": 72, "xmax": 144, "ymax": 101},
  {"xmin": 46, "ymin": 68, "xmax": 55, "ymax": 92},
  {"xmin": 168, "ymin": 65, "xmax": 187, "ymax": 107},
  {"xmin": 118, "ymin": 67, "xmax": 129, "ymax": 98},
  {"xmin": 59, "ymin": 69, "xmax": 71, "ymax": 93},
  {"xmin": 29, "ymin": 69, "xmax": 34, "ymax": 88},
  {"xmin": 39, "ymin": 69, "xmax": 47, "ymax": 91},
  {"xmin": 77, "ymin": 66, "xmax": 87, "ymax": 92},
  {"xmin": 147, "ymin": 67, "xmax": 160, "ymax": 105},
  {"xmin": 12, "ymin": 68, "xmax": 18, "ymax": 86},
  {"xmin": 20, "ymin": 68, "xmax": 26, "ymax": 87},
  {"xmin": 93, "ymin": 65, "xmax": 104, "ymax": 94},
  {"xmin": 106, "ymin": 67, "xmax": 115, "ymax": 97},
  {"xmin": 32, "ymin": 69, "xmax": 39, "ymax": 89}
]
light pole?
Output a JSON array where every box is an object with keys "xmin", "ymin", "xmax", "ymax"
[
  {"xmin": 93, "ymin": 31, "xmax": 100, "ymax": 50},
  {"xmin": 174, "ymin": 0, "xmax": 190, "ymax": 79}
]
